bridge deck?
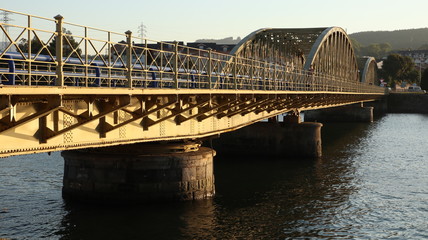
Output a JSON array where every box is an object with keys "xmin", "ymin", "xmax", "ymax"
[{"xmin": 0, "ymin": 8, "xmax": 385, "ymax": 157}]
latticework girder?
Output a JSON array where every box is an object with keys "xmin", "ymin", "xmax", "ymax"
[
  {"xmin": 358, "ymin": 57, "xmax": 379, "ymax": 85},
  {"xmin": 0, "ymin": 9, "xmax": 386, "ymax": 157},
  {"xmin": 231, "ymin": 27, "xmax": 361, "ymax": 83},
  {"xmin": 0, "ymin": 88, "xmax": 383, "ymax": 157}
]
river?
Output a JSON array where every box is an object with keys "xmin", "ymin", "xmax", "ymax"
[{"xmin": 1, "ymin": 113, "xmax": 428, "ymax": 239}]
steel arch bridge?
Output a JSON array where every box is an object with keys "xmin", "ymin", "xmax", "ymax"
[
  {"xmin": 230, "ymin": 27, "xmax": 361, "ymax": 83},
  {"xmin": 0, "ymin": 9, "xmax": 385, "ymax": 157},
  {"xmin": 358, "ymin": 57, "xmax": 379, "ymax": 85}
]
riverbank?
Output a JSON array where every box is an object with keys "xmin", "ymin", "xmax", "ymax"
[{"xmin": 387, "ymin": 93, "xmax": 428, "ymax": 113}]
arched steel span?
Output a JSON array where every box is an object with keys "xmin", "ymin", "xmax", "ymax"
[
  {"xmin": 230, "ymin": 27, "xmax": 361, "ymax": 83},
  {"xmin": 358, "ymin": 57, "xmax": 379, "ymax": 85}
]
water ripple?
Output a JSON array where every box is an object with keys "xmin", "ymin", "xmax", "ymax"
[{"xmin": 1, "ymin": 114, "xmax": 428, "ymax": 239}]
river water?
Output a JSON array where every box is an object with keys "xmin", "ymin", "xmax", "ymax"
[{"xmin": 1, "ymin": 113, "xmax": 428, "ymax": 239}]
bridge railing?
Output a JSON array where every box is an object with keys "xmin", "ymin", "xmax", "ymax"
[{"xmin": 0, "ymin": 8, "xmax": 385, "ymax": 94}]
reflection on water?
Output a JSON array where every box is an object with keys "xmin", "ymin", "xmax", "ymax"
[
  {"xmin": 58, "ymin": 200, "xmax": 216, "ymax": 239},
  {"xmin": 1, "ymin": 114, "xmax": 428, "ymax": 239}
]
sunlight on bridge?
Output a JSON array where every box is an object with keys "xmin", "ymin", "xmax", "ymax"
[{"xmin": 0, "ymin": 8, "xmax": 386, "ymax": 157}]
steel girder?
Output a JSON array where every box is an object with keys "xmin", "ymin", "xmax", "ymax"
[
  {"xmin": 359, "ymin": 57, "xmax": 379, "ymax": 85},
  {"xmin": 230, "ymin": 27, "xmax": 362, "ymax": 84},
  {"xmin": 0, "ymin": 89, "xmax": 383, "ymax": 157}
]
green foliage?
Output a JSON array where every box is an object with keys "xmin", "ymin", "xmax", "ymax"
[
  {"xmin": 17, "ymin": 28, "xmax": 81, "ymax": 57},
  {"xmin": 349, "ymin": 28, "xmax": 428, "ymax": 50},
  {"xmin": 350, "ymin": 38, "xmax": 361, "ymax": 56},
  {"xmin": 421, "ymin": 68, "xmax": 428, "ymax": 90},
  {"xmin": 404, "ymin": 69, "xmax": 421, "ymax": 85},
  {"xmin": 381, "ymin": 54, "xmax": 419, "ymax": 86},
  {"xmin": 18, "ymin": 37, "xmax": 49, "ymax": 55},
  {"xmin": 351, "ymin": 39, "xmax": 391, "ymax": 59},
  {"xmin": 362, "ymin": 43, "xmax": 392, "ymax": 59}
]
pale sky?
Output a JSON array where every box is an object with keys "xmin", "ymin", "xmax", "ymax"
[{"xmin": 2, "ymin": 0, "xmax": 427, "ymax": 43}]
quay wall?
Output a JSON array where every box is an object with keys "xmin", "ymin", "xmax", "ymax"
[{"xmin": 387, "ymin": 93, "xmax": 428, "ymax": 113}]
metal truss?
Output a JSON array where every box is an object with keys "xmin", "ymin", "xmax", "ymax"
[
  {"xmin": 230, "ymin": 27, "xmax": 368, "ymax": 85},
  {"xmin": 359, "ymin": 57, "xmax": 379, "ymax": 85},
  {"xmin": 0, "ymin": 9, "xmax": 387, "ymax": 157},
  {"xmin": 0, "ymin": 89, "xmax": 383, "ymax": 157},
  {"xmin": 0, "ymin": 9, "xmax": 383, "ymax": 93}
]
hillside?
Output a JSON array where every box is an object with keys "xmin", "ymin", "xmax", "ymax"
[{"xmin": 349, "ymin": 28, "xmax": 428, "ymax": 50}]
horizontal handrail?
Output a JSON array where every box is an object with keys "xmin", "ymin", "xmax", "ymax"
[{"xmin": 0, "ymin": 8, "xmax": 385, "ymax": 94}]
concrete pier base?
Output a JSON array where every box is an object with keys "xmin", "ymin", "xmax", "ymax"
[
  {"xmin": 304, "ymin": 104, "xmax": 374, "ymax": 122},
  {"xmin": 364, "ymin": 98, "xmax": 388, "ymax": 116},
  {"xmin": 213, "ymin": 121, "xmax": 322, "ymax": 158},
  {"xmin": 61, "ymin": 142, "xmax": 215, "ymax": 203}
]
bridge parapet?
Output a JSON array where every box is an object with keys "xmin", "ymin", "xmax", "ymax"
[
  {"xmin": 0, "ymin": 8, "xmax": 384, "ymax": 94},
  {"xmin": 0, "ymin": 9, "xmax": 386, "ymax": 157}
]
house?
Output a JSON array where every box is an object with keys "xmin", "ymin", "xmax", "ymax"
[
  {"xmin": 186, "ymin": 42, "xmax": 235, "ymax": 53},
  {"xmin": 395, "ymin": 49, "xmax": 428, "ymax": 70}
]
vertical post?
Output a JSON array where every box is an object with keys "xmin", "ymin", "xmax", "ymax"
[
  {"xmin": 9, "ymin": 96, "xmax": 16, "ymax": 123},
  {"xmin": 144, "ymin": 39, "xmax": 148, "ymax": 88},
  {"xmin": 108, "ymin": 31, "xmax": 112, "ymax": 88},
  {"xmin": 263, "ymin": 61, "xmax": 267, "ymax": 90},
  {"xmin": 208, "ymin": 48, "xmax": 212, "ymax": 89},
  {"xmin": 173, "ymin": 41, "xmax": 179, "ymax": 89},
  {"xmin": 250, "ymin": 59, "xmax": 254, "ymax": 90},
  {"xmin": 283, "ymin": 63, "xmax": 288, "ymax": 91},
  {"xmin": 84, "ymin": 27, "xmax": 88, "ymax": 87},
  {"xmin": 99, "ymin": 117, "xmax": 106, "ymax": 138},
  {"xmin": 186, "ymin": 47, "xmax": 190, "ymax": 79},
  {"xmin": 27, "ymin": 15, "xmax": 32, "ymax": 86},
  {"xmin": 160, "ymin": 43, "xmax": 164, "ymax": 88},
  {"xmin": 274, "ymin": 62, "xmax": 277, "ymax": 91},
  {"xmin": 125, "ymin": 30, "xmax": 133, "ymax": 88},
  {"xmin": 53, "ymin": 111, "xmax": 59, "ymax": 132},
  {"xmin": 54, "ymin": 15, "xmax": 64, "ymax": 87},
  {"xmin": 233, "ymin": 56, "xmax": 237, "ymax": 90},
  {"xmin": 39, "ymin": 116, "xmax": 47, "ymax": 144}
]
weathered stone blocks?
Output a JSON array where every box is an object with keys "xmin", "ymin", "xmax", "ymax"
[
  {"xmin": 213, "ymin": 121, "xmax": 322, "ymax": 158},
  {"xmin": 62, "ymin": 144, "xmax": 215, "ymax": 203}
]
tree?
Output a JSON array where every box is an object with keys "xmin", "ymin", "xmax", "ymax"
[
  {"xmin": 17, "ymin": 28, "xmax": 81, "ymax": 58},
  {"xmin": 404, "ymin": 69, "xmax": 421, "ymax": 85},
  {"xmin": 350, "ymin": 38, "xmax": 361, "ymax": 56},
  {"xmin": 379, "ymin": 43, "xmax": 392, "ymax": 56},
  {"xmin": 18, "ymin": 37, "xmax": 49, "ymax": 55},
  {"xmin": 381, "ymin": 53, "xmax": 418, "ymax": 86},
  {"xmin": 47, "ymin": 28, "xmax": 82, "ymax": 58},
  {"xmin": 421, "ymin": 68, "xmax": 428, "ymax": 91},
  {"xmin": 359, "ymin": 43, "xmax": 392, "ymax": 59}
]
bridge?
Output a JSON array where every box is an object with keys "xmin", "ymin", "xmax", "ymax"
[
  {"xmin": 0, "ymin": 8, "xmax": 387, "ymax": 202},
  {"xmin": 0, "ymin": 9, "xmax": 385, "ymax": 158}
]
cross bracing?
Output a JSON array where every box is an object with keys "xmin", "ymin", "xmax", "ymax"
[{"xmin": 0, "ymin": 9, "xmax": 385, "ymax": 157}]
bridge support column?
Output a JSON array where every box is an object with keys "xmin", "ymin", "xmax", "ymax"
[
  {"xmin": 61, "ymin": 141, "xmax": 215, "ymax": 203},
  {"xmin": 364, "ymin": 98, "xmax": 388, "ymax": 116},
  {"xmin": 212, "ymin": 119, "xmax": 322, "ymax": 158},
  {"xmin": 304, "ymin": 103, "xmax": 374, "ymax": 122}
]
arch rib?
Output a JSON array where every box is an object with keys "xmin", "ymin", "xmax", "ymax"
[
  {"xmin": 359, "ymin": 57, "xmax": 378, "ymax": 85},
  {"xmin": 304, "ymin": 27, "xmax": 360, "ymax": 82}
]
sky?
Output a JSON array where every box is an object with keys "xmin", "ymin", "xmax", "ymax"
[{"xmin": 2, "ymin": 0, "xmax": 428, "ymax": 43}]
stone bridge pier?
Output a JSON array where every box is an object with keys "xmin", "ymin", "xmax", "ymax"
[
  {"xmin": 212, "ymin": 113, "xmax": 323, "ymax": 158},
  {"xmin": 60, "ymin": 103, "xmax": 382, "ymax": 203},
  {"xmin": 304, "ymin": 103, "xmax": 374, "ymax": 122},
  {"xmin": 61, "ymin": 141, "xmax": 215, "ymax": 203}
]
